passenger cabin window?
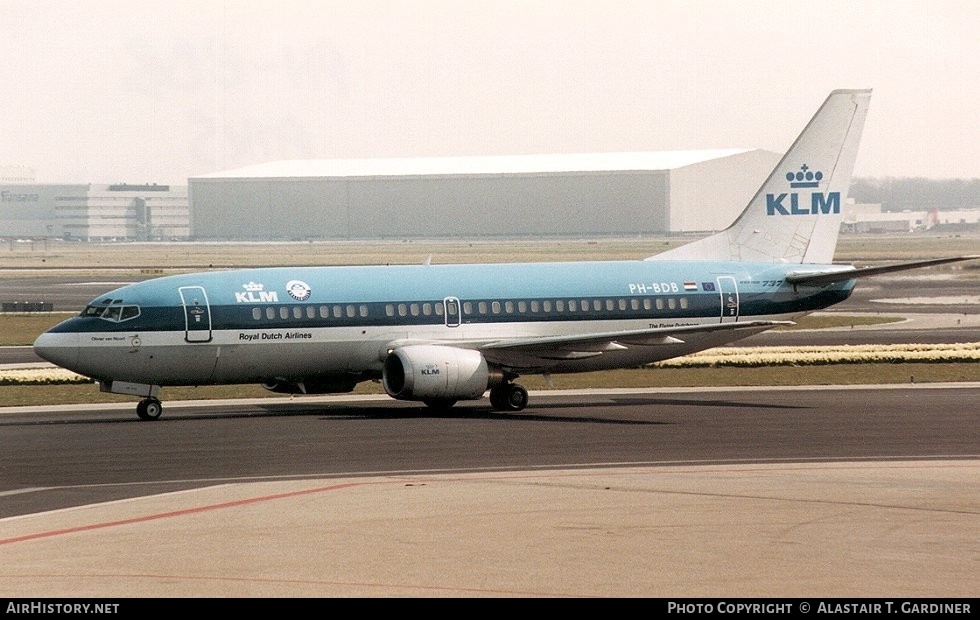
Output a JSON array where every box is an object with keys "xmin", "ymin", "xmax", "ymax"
[{"xmin": 241, "ymin": 293, "xmax": 695, "ymax": 327}]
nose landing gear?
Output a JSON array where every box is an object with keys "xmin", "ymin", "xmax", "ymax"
[{"xmin": 99, "ymin": 380, "xmax": 164, "ymax": 421}]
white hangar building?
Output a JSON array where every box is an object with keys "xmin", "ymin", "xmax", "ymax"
[{"xmin": 188, "ymin": 149, "xmax": 782, "ymax": 240}]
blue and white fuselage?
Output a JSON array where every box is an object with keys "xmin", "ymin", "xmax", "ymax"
[{"xmin": 35, "ymin": 260, "xmax": 853, "ymax": 389}]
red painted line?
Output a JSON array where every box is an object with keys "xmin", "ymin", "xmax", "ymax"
[
  {"xmin": 6, "ymin": 572, "xmax": 585, "ymax": 598},
  {"xmin": 4, "ymin": 460, "xmax": 973, "ymax": 546},
  {"xmin": 0, "ymin": 481, "xmax": 369, "ymax": 546}
]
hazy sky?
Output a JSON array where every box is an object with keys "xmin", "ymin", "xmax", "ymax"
[{"xmin": 2, "ymin": 0, "xmax": 977, "ymax": 185}]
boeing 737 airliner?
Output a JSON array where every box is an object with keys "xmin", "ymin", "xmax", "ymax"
[{"xmin": 32, "ymin": 89, "xmax": 977, "ymax": 419}]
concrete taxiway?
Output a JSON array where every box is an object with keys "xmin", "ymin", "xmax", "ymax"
[{"xmin": 0, "ymin": 459, "xmax": 976, "ymax": 598}]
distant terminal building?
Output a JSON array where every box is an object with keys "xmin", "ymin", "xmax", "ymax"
[
  {"xmin": 931, "ymin": 209, "xmax": 980, "ymax": 231},
  {"xmin": 842, "ymin": 202, "xmax": 980, "ymax": 234},
  {"xmin": 56, "ymin": 184, "xmax": 189, "ymax": 241},
  {"xmin": 0, "ymin": 181, "xmax": 188, "ymax": 241},
  {"xmin": 841, "ymin": 202, "xmax": 912, "ymax": 233},
  {"xmin": 188, "ymin": 150, "xmax": 782, "ymax": 240}
]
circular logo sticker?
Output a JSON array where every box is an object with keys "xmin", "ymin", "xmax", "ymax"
[{"xmin": 285, "ymin": 279, "xmax": 312, "ymax": 301}]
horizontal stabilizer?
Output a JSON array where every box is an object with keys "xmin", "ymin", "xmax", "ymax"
[{"xmin": 786, "ymin": 256, "xmax": 979, "ymax": 286}]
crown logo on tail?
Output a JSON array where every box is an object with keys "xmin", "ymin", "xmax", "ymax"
[{"xmin": 786, "ymin": 164, "xmax": 823, "ymax": 189}]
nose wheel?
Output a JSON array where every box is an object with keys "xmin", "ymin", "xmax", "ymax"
[
  {"xmin": 489, "ymin": 383, "xmax": 529, "ymax": 412},
  {"xmin": 136, "ymin": 397, "xmax": 163, "ymax": 421}
]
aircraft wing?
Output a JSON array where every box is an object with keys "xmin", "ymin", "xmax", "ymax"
[
  {"xmin": 786, "ymin": 256, "xmax": 979, "ymax": 286},
  {"xmin": 475, "ymin": 320, "xmax": 792, "ymax": 367}
]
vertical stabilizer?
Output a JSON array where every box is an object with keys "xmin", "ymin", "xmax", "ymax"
[{"xmin": 651, "ymin": 89, "xmax": 872, "ymax": 264}]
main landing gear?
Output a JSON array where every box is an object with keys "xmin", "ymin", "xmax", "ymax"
[
  {"xmin": 136, "ymin": 397, "xmax": 163, "ymax": 421},
  {"xmin": 489, "ymin": 382, "xmax": 529, "ymax": 412}
]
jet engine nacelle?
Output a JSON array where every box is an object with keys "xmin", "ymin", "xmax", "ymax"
[{"xmin": 383, "ymin": 345, "xmax": 495, "ymax": 401}]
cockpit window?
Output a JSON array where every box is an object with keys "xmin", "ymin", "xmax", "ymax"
[
  {"xmin": 81, "ymin": 305, "xmax": 105, "ymax": 317},
  {"xmin": 101, "ymin": 306, "xmax": 123, "ymax": 322},
  {"xmin": 80, "ymin": 302, "xmax": 141, "ymax": 322}
]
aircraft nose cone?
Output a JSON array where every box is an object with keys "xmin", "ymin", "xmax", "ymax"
[{"xmin": 33, "ymin": 331, "xmax": 80, "ymax": 372}]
